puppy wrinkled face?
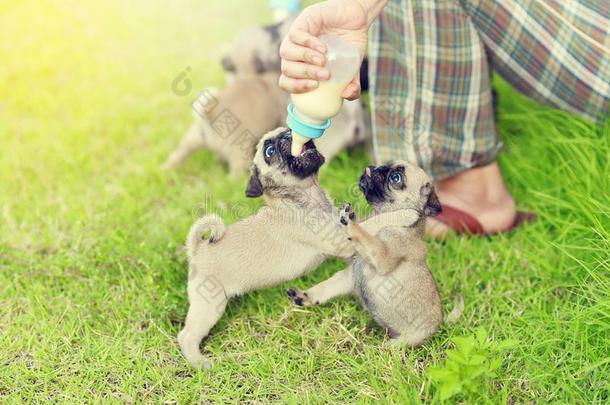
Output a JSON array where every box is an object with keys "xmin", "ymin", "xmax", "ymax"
[
  {"xmin": 359, "ymin": 165, "xmax": 398, "ymax": 205},
  {"xmin": 358, "ymin": 161, "xmax": 441, "ymax": 216},
  {"xmin": 261, "ymin": 129, "xmax": 324, "ymax": 178},
  {"xmin": 246, "ymin": 128, "xmax": 325, "ymax": 198}
]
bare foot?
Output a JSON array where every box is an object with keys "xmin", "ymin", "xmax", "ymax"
[{"xmin": 426, "ymin": 163, "xmax": 517, "ymax": 238}]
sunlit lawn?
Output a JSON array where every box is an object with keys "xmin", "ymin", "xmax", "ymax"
[{"xmin": 1, "ymin": 0, "xmax": 608, "ymax": 402}]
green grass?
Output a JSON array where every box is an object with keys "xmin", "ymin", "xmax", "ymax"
[{"xmin": 1, "ymin": 0, "xmax": 608, "ymax": 402}]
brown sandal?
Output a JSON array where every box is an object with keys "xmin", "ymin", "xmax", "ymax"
[{"xmin": 435, "ymin": 205, "xmax": 537, "ymax": 236}]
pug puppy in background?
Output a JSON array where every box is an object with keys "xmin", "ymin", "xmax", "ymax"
[
  {"xmin": 287, "ymin": 161, "xmax": 463, "ymax": 347},
  {"xmin": 162, "ymin": 72, "xmax": 288, "ymax": 176},
  {"xmin": 178, "ymin": 128, "xmax": 358, "ymax": 368},
  {"xmin": 162, "ymin": 20, "xmax": 291, "ymax": 173}
]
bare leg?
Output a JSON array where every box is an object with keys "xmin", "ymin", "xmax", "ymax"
[
  {"xmin": 162, "ymin": 122, "xmax": 207, "ymax": 170},
  {"xmin": 286, "ymin": 266, "xmax": 353, "ymax": 306},
  {"xmin": 177, "ymin": 276, "xmax": 227, "ymax": 368}
]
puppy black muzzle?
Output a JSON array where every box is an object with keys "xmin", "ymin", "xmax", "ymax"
[
  {"xmin": 359, "ymin": 165, "xmax": 389, "ymax": 204},
  {"xmin": 278, "ymin": 131, "xmax": 325, "ymax": 178}
]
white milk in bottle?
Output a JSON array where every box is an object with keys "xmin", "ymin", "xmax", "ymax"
[{"xmin": 287, "ymin": 34, "xmax": 360, "ymax": 156}]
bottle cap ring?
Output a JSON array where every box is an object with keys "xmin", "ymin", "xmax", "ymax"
[{"xmin": 286, "ymin": 104, "xmax": 331, "ymax": 139}]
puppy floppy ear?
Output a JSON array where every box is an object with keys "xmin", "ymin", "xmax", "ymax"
[
  {"xmin": 245, "ymin": 165, "xmax": 264, "ymax": 198},
  {"xmin": 221, "ymin": 56, "xmax": 236, "ymax": 73},
  {"xmin": 253, "ymin": 52, "xmax": 266, "ymax": 74},
  {"xmin": 423, "ymin": 185, "xmax": 442, "ymax": 217}
]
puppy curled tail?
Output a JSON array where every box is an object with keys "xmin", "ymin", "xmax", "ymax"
[
  {"xmin": 186, "ymin": 214, "xmax": 225, "ymax": 261},
  {"xmin": 444, "ymin": 294, "xmax": 464, "ymax": 324}
]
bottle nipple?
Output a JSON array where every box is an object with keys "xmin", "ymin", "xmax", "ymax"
[{"xmin": 291, "ymin": 133, "xmax": 309, "ymax": 156}]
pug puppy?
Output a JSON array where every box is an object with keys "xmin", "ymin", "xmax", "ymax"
[
  {"xmin": 287, "ymin": 161, "xmax": 463, "ymax": 346},
  {"xmin": 162, "ymin": 72, "xmax": 288, "ymax": 176},
  {"xmin": 178, "ymin": 127, "xmax": 360, "ymax": 368}
]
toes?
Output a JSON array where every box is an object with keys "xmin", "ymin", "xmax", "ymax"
[
  {"xmin": 286, "ymin": 289, "xmax": 311, "ymax": 306},
  {"xmin": 341, "ymin": 202, "xmax": 356, "ymax": 224}
]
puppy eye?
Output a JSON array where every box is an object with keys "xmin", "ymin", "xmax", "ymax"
[
  {"xmin": 264, "ymin": 144, "xmax": 276, "ymax": 158},
  {"xmin": 389, "ymin": 172, "xmax": 402, "ymax": 184}
]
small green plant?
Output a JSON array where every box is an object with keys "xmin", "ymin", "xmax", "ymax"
[{"xmin": 428, "ymin": 328, "xmax": 519, "ymax": 402}]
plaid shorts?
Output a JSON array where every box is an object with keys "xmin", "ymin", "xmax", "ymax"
[{"xmin": 368, "ymin": 0, "xmax": 610, "ymax": 179}]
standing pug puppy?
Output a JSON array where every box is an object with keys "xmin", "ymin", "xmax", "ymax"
[
  {"xmin": 287, "ymin": 161, "xmax": 462, "ymax": 347},
  {"xmin": 162, "ymin": 72, "xmax": 287, "ymax": 175},
  {"xmin": 162, "ymin": 19, "xmax": 292, "ymax": 173},
  {"xmin": 178, "ymin": 128, "xmax": 356, "ymax": 368}
]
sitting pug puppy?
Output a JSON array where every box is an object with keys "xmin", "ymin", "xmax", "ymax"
[
  {"xmin": 287, "ymin": 161, "xmax": 463, "ymax": 346},
  {"xmin": 178, "ymin": 128, "xmax": 357, "ymax": 368}
]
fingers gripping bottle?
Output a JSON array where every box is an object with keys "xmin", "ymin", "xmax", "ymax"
[{"xmin": 287, "ymin": 34, "xmax": 360, "ymax": 156}]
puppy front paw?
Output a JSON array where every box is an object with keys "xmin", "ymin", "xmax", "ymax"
[
  {"xmin": 340, "ymin": 202, "xmax": 356, "ymax": 226},
  {"xmin": 286, "ymin": 288, "xmax": 314, "ymax": 306}
]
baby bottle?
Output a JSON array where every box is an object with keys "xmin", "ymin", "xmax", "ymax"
[{"xmin": 286, "ymin": 34, "xmax": 360, "ymax": 156}]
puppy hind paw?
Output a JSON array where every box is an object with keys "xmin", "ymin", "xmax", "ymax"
[
  {"xmin": 189, "ymin": 356, "xmax": 212, "ymax": 369},
  {"xmin": 286, "ymin": 289, "xmax": 314, "ymax": 306}
]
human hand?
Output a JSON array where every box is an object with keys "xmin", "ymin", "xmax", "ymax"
[{"xmin": 279, "ymin": 0, "xmax": 386, "ymax": 100}]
